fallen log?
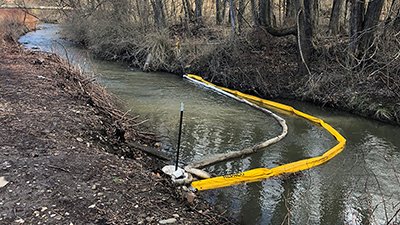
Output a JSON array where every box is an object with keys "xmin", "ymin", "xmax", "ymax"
[{"xmin": 183, "ymin": 75, "xmax": 288, "ymax": 174}]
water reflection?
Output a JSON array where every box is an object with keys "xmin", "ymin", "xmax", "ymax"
[{"xmin": 20, "ymin": 24, "xmax": 400, "ymax": 225}]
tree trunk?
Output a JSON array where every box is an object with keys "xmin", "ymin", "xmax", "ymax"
[
  {"xmin": 229, "ymin": 0, "xmax": 237, "ymax": 36},
  {"xmin": 195, "ymin": 0, "xmax": 203, "ymax": 23},
  {"xmin": 297, "ymin": 0, "xmax": 314, "ymax": 74},
  {"xmin": 151, "ymin": 0, "xmax": 166, "ymax": 28},
  {"xmin": 263, "ymin": 0, "xmax": 297, "ymax": 36},
  {"xmin": 359, "ymin": 0, "xmax": 385, "ymax": 53},
  {"xmin": 216, "ymin": 0, "xmax": 222, "ymax": 25},
  {"xmin": 312, "ymin": 0, "xmax": 319, "ymax": 29},
  {"xmin": 182, "ymin": 0, "xmax": 193, "ymax": 22},
  {"xmin": 259, "ymin": 0, "xmax": 268, "ymax": 26},
  {"xmin": 329, "ymin": 0, "xmax": 344, "ymax": 34},
  {"xmin": 250, "ymin": 0, "xmax": 259, "ymax": 26},
  {"xmin": 222, "ymin": 0, "xmax": 229, "ymax": 24},
  {"xmin": 238, "ymin": 0, "xmax": 246, "ymax": 33},
  {"xmin": 349, "ymin": 0, "xmax": 364, "ymax": 55},
  {"xmin": 285, "ymin": 0, "xmax": 296, "ymax": 19}
]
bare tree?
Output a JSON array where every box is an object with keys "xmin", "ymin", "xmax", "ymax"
[
  {"xmin": 216, "ymin": 0, "xmax": 222, "ymax": 24},
  {"xmin": 229, "ymin": 0, "xmax": 237, "ymax": 35},
  {"xmin": 151, "ymin": 0, "xmax": 166, "ymax": 28},
  {"xmin": 237, "ymin": 0, "xmax": 246, "ymax": 33},
  {"xmin": 329, "ymin": 0, "xmax": 344, "ymax": 34},
  {"xmin": 250, "ymin": 0, "xmax": 259, "ymax": 25},
  {"xmin": 195, "ymin": 0, "xmax": 203, "ymax": 23},
  {"xmin": 359, "ymin": 0, "xmax": 385, "ymax": 52},
  {"xmin": 349, "ymin": 0, "xmax": 364, "ymax": 55},
  {"xmin": 349, "ymin": 0, "xmax": 385, "ymax": 59}
]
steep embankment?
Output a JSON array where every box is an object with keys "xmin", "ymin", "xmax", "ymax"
[
  {"xmin": 62, "ymin": 16, "xmax": 400, "ymax": 126},
  {"xmin": 188, "ymin": 30, "xmax": 400, "ymax": 126},
  {"xmin": 0, "ymin": 42, "xmax": 233, "ymax": 224}
]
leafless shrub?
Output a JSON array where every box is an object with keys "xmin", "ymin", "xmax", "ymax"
[{"xmin": 0, "ymin": 17, "xmax": 27, "ymax": 43}]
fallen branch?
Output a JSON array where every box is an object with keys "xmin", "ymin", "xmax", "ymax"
[{"xmin": 128, "ymin": 142, "xmax": 172, "ymax": 161}]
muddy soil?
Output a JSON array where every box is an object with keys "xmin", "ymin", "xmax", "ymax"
[{"xmin": 0, "ymin": 43, "xmax": 233, "ymax": 225}]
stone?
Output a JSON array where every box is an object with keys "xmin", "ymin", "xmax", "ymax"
[
  {"xmin": 159, "ymin": 218, "xmax": 177, "ymax": 224},
  {"xmin": 186, "ymin": 192, "xmax": 196, "ymax": 205},
  {"xmin": 0, "ymin": 177, "xmax": 9, "ymax": 188},
  {"xmin": 15, "ymin": 219, "xmax": 25, "ymax": 223},
  {"xmin": 33, "ymin": 211, "xmax": 40, "ymax": 217}
]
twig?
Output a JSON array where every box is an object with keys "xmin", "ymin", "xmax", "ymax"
[
  {"xmin": 296, "ymin": 9, "xmax": 312, "ymax": 76},
  {"xmin": 131, "ymin": 119, "xmax": 148, "ymax": 127},
  {"xmin": 386, "ymin": 207, "xmax": 400, "ymax": 225},
  {"xmin": 48, "ymin": 165, "xmax": 71, "ymax": 173}
]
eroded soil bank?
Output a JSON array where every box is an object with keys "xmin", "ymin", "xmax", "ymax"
[{"xmin": 0, "ymin": 42, "xmax": 233, "ymax": 225}]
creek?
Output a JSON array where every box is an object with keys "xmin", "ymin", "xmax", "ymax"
[{"xmin": 20, "ymin": 24, "xmax": 400, "ymax": 225}]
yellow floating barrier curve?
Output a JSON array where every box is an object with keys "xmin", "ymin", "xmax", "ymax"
[{"xmin": 185, "ymin": 74, "xmax": 347, "ymax": 191}]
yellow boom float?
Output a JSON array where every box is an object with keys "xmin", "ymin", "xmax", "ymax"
[{"xmin": 184, "ymin": 74, "xmax": 346, "ymax": 191}]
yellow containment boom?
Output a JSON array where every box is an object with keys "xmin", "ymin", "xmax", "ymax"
[{"xmin": 185, "ymin": 74, "xmax": 347, "ymax": 191}]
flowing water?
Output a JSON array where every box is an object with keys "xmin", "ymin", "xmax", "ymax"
[{"xmin": 20, "ymin": 24, "xmax": 400, "ymax": 225}]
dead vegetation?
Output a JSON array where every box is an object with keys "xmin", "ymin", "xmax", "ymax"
[{"xmin": 0, "ymin": 16, "xmax": 28, "ymax": 44}]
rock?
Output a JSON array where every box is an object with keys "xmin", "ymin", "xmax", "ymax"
[
  {"xmin": 186, "ymin": 192, "xmax": 196, "ymax": 205},
  {"xmin": 159, "ymin": 218, "xmax": 177, "ymax": 224},
  {"xmin": 33, "ymin": 211, "xmax": 40, "ymax": 217},
  {"xmin": 40, "ymin": 207, "xmax": 48, "ymax": 212},
  {"xmin": 91, "ymin": 185, "xmax": 97, "ymax": 190},
  {"xmin": 15, "ymin": 219, "xmax": 25, "ymax": 223},
  {"xmin": 172, "ymin": 214, "xmax": 179, "ymax": 218},
  {"xmin": 88, "ymin": 204, "xmax": 96, "ymax": 209},
  {"xmin": 0, "ymin": 177, "xmax": 9, "ymax": 188},
  {"xmin": 76, "ymin": 137, "xmax": 83, "ymax": 142}
]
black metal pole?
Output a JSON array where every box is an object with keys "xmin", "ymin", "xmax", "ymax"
[{"xmin": 175, "ymin": 103, "xmax": 184, "ymax": 171}]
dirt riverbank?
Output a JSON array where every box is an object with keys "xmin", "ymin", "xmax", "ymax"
[{"xmin": 0, "ymin": 42, "xmax": 234, "ymax": 225}]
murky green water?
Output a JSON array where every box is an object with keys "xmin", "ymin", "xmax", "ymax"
[{"xmin": 20, "ymin": 24, "xmax": 400, "ymax": 225}]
